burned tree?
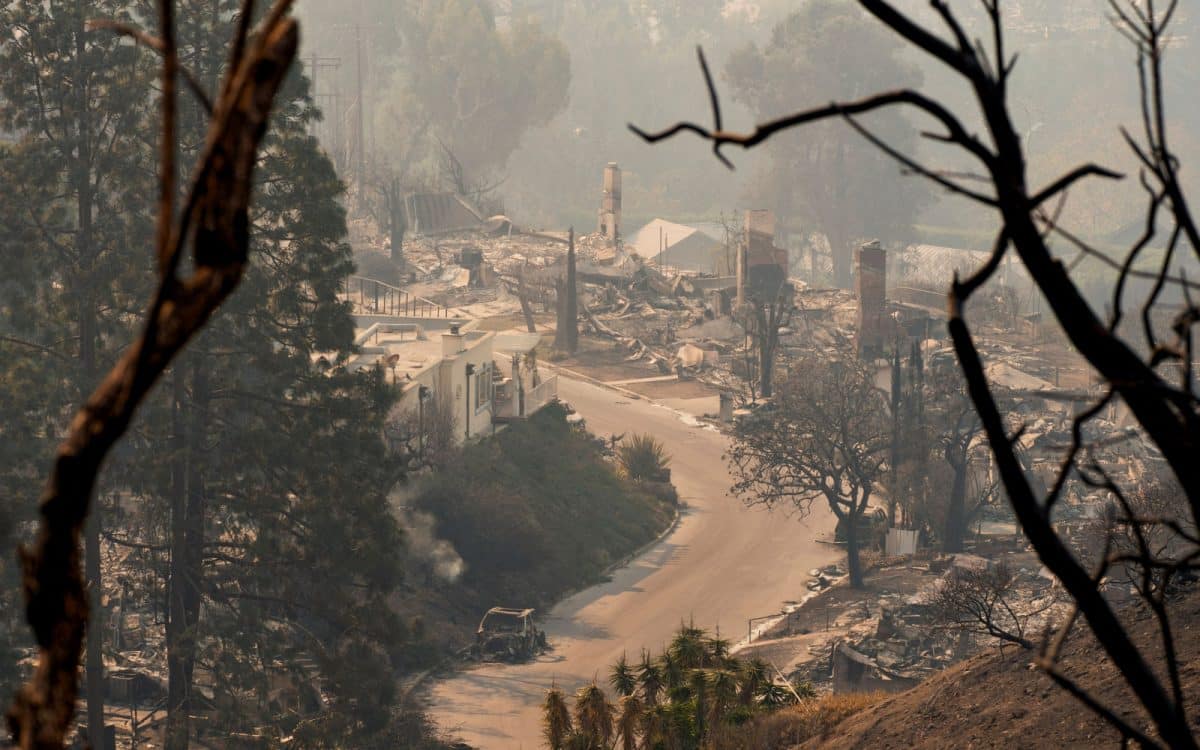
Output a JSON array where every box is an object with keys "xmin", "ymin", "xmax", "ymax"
[
  {"xmin": 634, "ymin": 1, "xmax": 1200, "ymax": 746},
  {"xmin": 929, "ymin": 560, "xmax": 1057, "ymax": 650},
  {"xmin": 727, "ymin": 354, "xmax": 889, "ymax": 587},
  {"xmin": 735, "ymin": 210, "xmax": 793, "ymax": 399},
  {"xmin": 5, "ymin": 0, "xmax": 297, "ymax": 746},
  {"xmin": 554, "ymin": 227, "xmax": 579, "ymax": 355},
  {"xmin": 925, "ymin": 369, "xmax": 987, "ymax": 554},
  {"xmin": 735, "ymin": 280, "xmax": 793, "ymax": 399}
]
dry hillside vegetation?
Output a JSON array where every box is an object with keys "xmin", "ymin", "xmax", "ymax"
[{"xmin": 795, "ymin": 586, "xmax": 1200, "ymax": 749}]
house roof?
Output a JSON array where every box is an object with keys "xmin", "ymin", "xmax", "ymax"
[
  {"xmin": 403, "ymin": 192, "xmax": 484, "ymax": 235},
  {"xmin": 628, "ymin": 219, "xmax": 726, "ymax": 272},
  {"xmin": 896, "ymin": 244, "xmax": 1031, "ymax": 289}
]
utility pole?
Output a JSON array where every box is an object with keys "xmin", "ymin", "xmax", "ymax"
[
  {"xmin": 566, "ymin": 227, "xmax": 578, "ymax": 354},
  {"xmin": 332, "ymin": 20, "xmax": 377, "ymax": 201},
  {"xmin": 354, "ymin": 24, "xmax": 365, "ymax": 199},
  {"xmin": 465, "ymin": 364, "xmax": 475, "ymax": 440},
  {"xmin": 303, "ymin": 53, "xmax": 341, "ymax": 140}
]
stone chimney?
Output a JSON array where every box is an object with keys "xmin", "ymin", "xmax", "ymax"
[
  {"xmin": 598, "ymin": 163, "xmax": 621, "ymax": 242},
  {"xmin": 738, "ymin": 209, "xmax": 780, "ymax": 306},
  {"xmin": 855, "ymin": 240, "xmax": 887, "ymax": 359},
  {"xmin": 442, "ymin": 323, "xmax": 465, "ymax": 358}
]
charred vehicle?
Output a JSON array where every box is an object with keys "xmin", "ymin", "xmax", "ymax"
[{"xmin": 472, "ymin": 607, "xmax": 547, "ymax": 662}]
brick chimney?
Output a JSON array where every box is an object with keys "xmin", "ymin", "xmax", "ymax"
[{"xmin": 855, "ymin": 240, "xmax": 887, "ymax": 359}]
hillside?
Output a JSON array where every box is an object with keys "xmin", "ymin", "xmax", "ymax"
[
  {"xmin": 794, "ymin": 586, "xmax": 1200, "ymax": 749},
  {"xmin": 400, "ymin": 403, "xmax": 677, "ymax": 654}
]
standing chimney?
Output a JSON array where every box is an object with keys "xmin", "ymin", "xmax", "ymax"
[
  {"xmin": 598, "ymin": 163, "xmax": 621, "ymax": 243},
  {"xmin": 855, "ymin": 240, "xmax": 887, "ymax": 359},
  {"xmin": 738, "ymin": 209, "xmax": 777, "ymax": 306},
  {"xmin": 442, "ymin": 323, "xmax": 466, "ymax": 357}
]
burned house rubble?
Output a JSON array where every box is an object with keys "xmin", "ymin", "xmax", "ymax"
[
  {"xmin": 334, "ymin": 163, "xmax": 1171, "ymax": 710},
  {"xmin": 738, "ymin": 545, "xmax": 1069, "ymax": 697}
]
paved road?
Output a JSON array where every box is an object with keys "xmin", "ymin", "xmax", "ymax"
[{"xmin": 426, "ymin": 375, "xmax": 839, "ymax": 749}]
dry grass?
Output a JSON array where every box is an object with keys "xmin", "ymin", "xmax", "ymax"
[{"xmin": 706, "ymin": 693, "xmax": 888, "ymax": 750}]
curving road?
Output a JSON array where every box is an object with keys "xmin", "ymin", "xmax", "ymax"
[{"xmin": 426, "ymin": 375, "xmax": 839, "ymax": 749}]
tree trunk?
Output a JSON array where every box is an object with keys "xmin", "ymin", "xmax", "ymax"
[
  {"xmin": 845, "ymin": 507, "xmax": 864, "ymax": 588},
  {"xmin": 166, "ymin": 360, "xmax": 208, "ymax": 750},
  {"xmin": 554, "ymin": 229, "xmax": 579, "ymax": 354},
  {"xmin": 831, "ymin": 143, "xmax": 852, "ymax": 289},
  {"xmin": 517, "ymin": 274, "xmax": 537, "ymax": 334},
  {"xmin": 553, "ymin": 277, "xmax": 566, "ymax": 350},
  {"xmin": 566, "ymin": 227, "xmax": 578, "ymax": 354},
  {"xmin": 888, "ymin": 349, "xmax": 902, "ymax": 527},
  {"xmin": 81, "ymin": 296, "xmax": 104, "ymax": 750},
  {"xmin": 942, "ymin": 453, "xmax": 968, "ymax": 553},
  {"xmin": 389, "ymin": 180, "xmax": 405, "ymax": 267},
  {"xmin": 74, "ymin": 8, "xmax": 105, "ymax": 736},
  {"xmin": 758, "ymin": 321, "xmax": 774, "ymax": 398},
  {"xmin": 166, "ymin": 371, "xmax": 189, "ymax": 750}
]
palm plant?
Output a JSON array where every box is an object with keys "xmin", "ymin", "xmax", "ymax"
[
  {"xmin": 616, "ymin": 695, "xmax": 643, "ymax": 750},
  {"xmin": 707, "ymin": 668, "xmax": 740, "ymax": 729},
  {"xmin": 737, "ymin": 658, "xmax": 771, "ymax": 706},
  {"xmin": 636, "ymin": 649, "xmax": 663, "ymax": 706},
  {"xmin": 705, "ymin": 635, "xmax": 732, "ymax": 664},
  {"xmin": 610, "ymin": 652, "xmax": 636, "ymax": 698},
  {"xmin": 543, "ymin": 684, "xmax": 574, "ymax": 750},
  {"xmin": 542, "ymin": 625, "xmax": 815, "ymax": 749},
  {"xmin": 668, "ymin": 623, "xmax": 706, "ymax": 669},
  {"xmin": 689, "ymin": 669, "xmax": 708, "ymax": 740},
  {"xmin": 575, "ymin": 682, "xmax": 615, "ymax": 748}
]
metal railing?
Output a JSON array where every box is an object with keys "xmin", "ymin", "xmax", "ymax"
[
  {"xmin": 526, "ymin": 374, "xmax": 558, "ymax": 414},
  {"xmin": 347, "ymin": 275, "xmax": 450, "ymax": 317},
  {"xmin": 493, "ymin": 374, "xmax": 558, "ymax": 421}
]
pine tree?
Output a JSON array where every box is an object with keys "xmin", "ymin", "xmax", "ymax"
[
  {"xmin": 0, "ymin": 1, "xmax": 154, "ymax": 743},
  {"xmin": 111, "ymin": 3, "xmax": 410, "ymax": 746}
]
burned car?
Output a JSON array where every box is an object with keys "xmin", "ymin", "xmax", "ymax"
[{"xmin": 472, "ymin": 607, "xmax": 547, "ymax": 662}]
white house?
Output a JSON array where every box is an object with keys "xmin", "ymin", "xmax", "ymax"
[{"xmin": 352, "ymin": 319, "xmax": 496, "ymax": 442}]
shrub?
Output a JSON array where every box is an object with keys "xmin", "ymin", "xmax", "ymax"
[
  {"xmin": 617, "ymin": 433, "xmax": 671, "ymax": 482},
  {"xmin": 706, "ymin": 692, "xmax": 887, "ymax": 750}
]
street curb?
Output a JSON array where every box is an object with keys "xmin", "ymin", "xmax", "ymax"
[
  {"xmin": 401, "ymin": 508, "xmax": 683, "ymax": 713},
  {"xmin": 539, "ymin": 360, "xmax": 647, "ymax": 401},
  {"xmin": 399, "ymin": 414, "xmax": 685, "ymax": 714}
]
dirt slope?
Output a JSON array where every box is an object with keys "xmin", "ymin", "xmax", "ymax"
[{"xmin": 802, "ymin": 587, "xmax": 1200, "ymax": 749}]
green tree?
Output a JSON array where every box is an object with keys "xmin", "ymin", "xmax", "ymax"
[
  {"xmin": 724, "ymin": 1, "xmax": 929, "ymax": 286},
  {"xmin": 371, "ymin": 0, "xmax": 569, "ymax": 204},
  {"xmin": 0, "ymin": 0, "xmax": 154, "ymax": 742},
  {"xmin": 84, "ymin": 3, "xmax": 412, "ymax": 746}
]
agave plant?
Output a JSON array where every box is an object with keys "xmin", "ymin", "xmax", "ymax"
[
  {"xmin": 616, "ymin": 433, "xmax": 671, "ymax": 481},
  {"xmin": 757, "ymin": 679, "xmax": 799, "ymax": 708}
]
